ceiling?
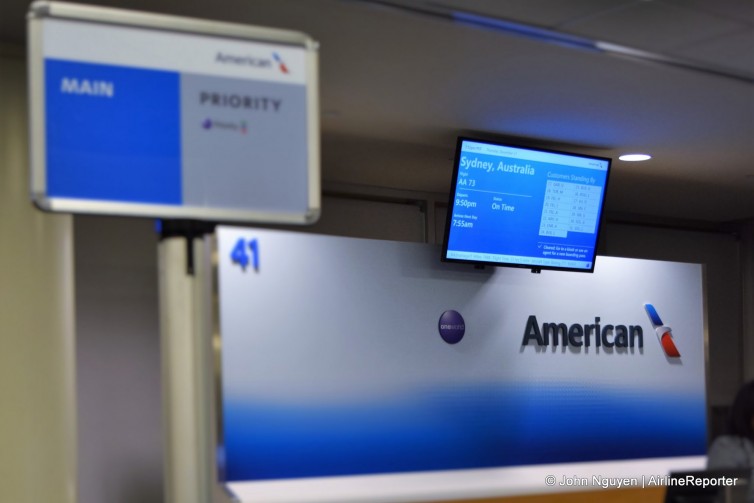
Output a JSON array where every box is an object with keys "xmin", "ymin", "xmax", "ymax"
[{"xmin": 1, "ymin": 0, "xmax": 753, "ymax": 223}]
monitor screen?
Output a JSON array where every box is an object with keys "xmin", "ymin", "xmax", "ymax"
[{"xmin": 442, "ymin": 137, "xmax": 611, "ymax": 272}]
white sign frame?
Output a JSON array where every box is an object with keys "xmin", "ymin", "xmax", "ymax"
[{"xmin": 28, "ymin": 1, "xmax": 320, "ymax": 224}]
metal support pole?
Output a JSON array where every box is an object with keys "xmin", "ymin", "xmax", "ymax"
[{"xmin": 158, "ymin": 223, "xmax": 216, "ymax": 503}]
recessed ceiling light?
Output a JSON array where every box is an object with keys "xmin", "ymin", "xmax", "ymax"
[{"xmin": 619, "ymin": 154, "xmax": 652, "ymax": 162}]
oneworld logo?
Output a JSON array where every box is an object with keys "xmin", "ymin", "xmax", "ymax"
[
  {"xmin": 644, "ymin": 303, "xmax": 681, "ymax": 358},
  {"xmin": 201, "ymin": 118, "xmax": 248, "ymax": 134},
  {"xmin": 438, "ymin": 310, "xmax": 465, "ymax": 345}
]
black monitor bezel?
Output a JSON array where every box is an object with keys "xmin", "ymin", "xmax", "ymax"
[{"xmin": 441, "ymin": 136, "xmax": 612, "ymax": 273}]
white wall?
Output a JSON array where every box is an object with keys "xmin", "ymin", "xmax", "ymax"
[
  {"xmin": 0, "ymin": 50, "xmax": 77, "ymax": 503},
  {"xmin": 74, "ymin": 216, "xmax": 163, "ymax": 503},
  {"xmin": 601, "ymin": 222, "xmax": 743, "ymax": 406},
  {"xmin": 281, "ymin": 195, "xmax": 426, "ymax": 242}
]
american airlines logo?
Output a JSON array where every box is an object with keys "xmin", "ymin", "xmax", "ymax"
[
  {"xmin": 644, "ymin": 303, "xmax": 681, "ymax": 358},
  {"xmin": 272, "ymin": 52, "xmax": 289, "ymax": 74},
  {"xmin": 215, "ymin": 51, "xmax": 291, "ymax": 74},
  {"xmin": 216, "ymin": 51, "xmax": 272, "ymax": 69},
  {"xmin": 521, "ymin": 303, "xmax": 681, "ymax": 359},
  {"xmin": 521, "ymin": 315, "xmax": 644, "ymax": 349}
]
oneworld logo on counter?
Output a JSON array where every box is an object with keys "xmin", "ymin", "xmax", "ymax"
[{"xmin": 438, "ymin": 310, "xmax": 465, "ymax": 345}]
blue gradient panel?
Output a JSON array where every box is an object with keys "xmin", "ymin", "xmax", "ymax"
[
  {"xmin": 45, "ymin": 59, "xmax": 182, "ymax": 204},
  {"xmin": 223, "ymin": 383, "xmax": 707, "ymax": 481}
]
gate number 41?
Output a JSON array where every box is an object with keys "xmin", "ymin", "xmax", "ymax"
[{"xmin": 231, "ymin": 238, "xmax": 259, "ymax": 272}]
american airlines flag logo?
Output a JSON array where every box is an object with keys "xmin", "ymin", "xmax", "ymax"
[
  {"xmin": 644, "ymin": 303, "xmax": 681, "ymax": 358},
  {"xmin": 272, "ymin": 52, "xmax": 289, "ymax": 74}
]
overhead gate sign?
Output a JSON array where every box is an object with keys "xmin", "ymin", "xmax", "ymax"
[{"xmin": 28, "ymin": 2, "xmax": 320, "ymax": 224}]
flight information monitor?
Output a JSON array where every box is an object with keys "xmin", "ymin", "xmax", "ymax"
[
  {"xmin": 442, "ymin": 137, "xmax": 611, "ymax": 272},
  {"xmin": 27, "ymin": 2, "xmax": 320, "ymax": 224}
]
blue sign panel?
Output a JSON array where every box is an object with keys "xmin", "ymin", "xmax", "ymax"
[{"xmin": 46, "ymin": 59, "xmax": 182, "ymax": 204}]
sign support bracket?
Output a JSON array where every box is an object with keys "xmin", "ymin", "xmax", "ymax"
[{"xmin": 158, "ymin": 223, "xmax": 219, "ymax": 503}]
